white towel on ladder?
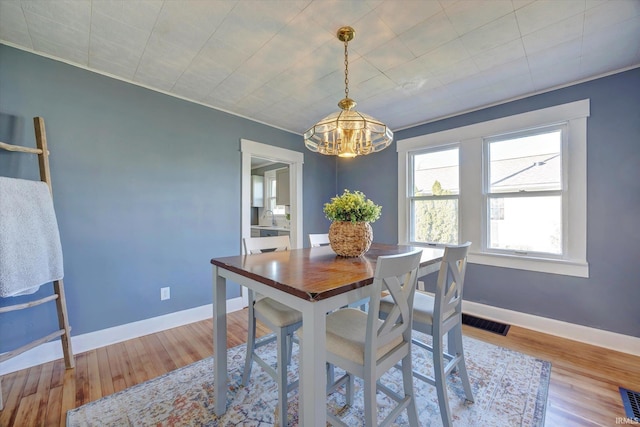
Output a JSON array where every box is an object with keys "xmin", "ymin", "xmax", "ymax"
[{"xmin": 0, "ymin": 176, "xmax": 64, "ymax": 297}]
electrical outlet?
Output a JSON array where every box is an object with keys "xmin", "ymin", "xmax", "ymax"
[{"xmin": 160, "ymin": 287, "xmax": 170, "ymax": 301}]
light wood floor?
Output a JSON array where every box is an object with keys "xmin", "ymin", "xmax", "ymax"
[{"xmin": 1, "ymin": 309, "xmax": 638, "ymax": 426}]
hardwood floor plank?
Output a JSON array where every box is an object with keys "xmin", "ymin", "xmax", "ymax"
[
  {"xmin": 34, "ymin": 359, "xmax": 54, "ymax": 425},
  {"xmin": 0, "ymin": 310, "xmax": 637, "ymax": 426},
  {"xmin": 0, "ymin": 370, "xmax": 27, "ymax": 427},
  {"xmin": 45, "ymin": 385, "xmax": 63, "ymax": 427},
  {"xmin": 96, "ymin": 346, "xmax": 115, "ymax": 398},
  {"xmin": 59, "ymin": 367, "xmax": 75, "ymax": 424},
  {"xmin": 12, "ymin": 393, "xmax": 40, "ymax": 426},
  {"xmin": 73, "ymin": 352, "xmax": 89, "ymax": 407}
]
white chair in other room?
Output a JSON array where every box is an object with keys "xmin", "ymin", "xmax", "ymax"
[
  {"xmin": 242, "ymin": 235, "xmax": 302, "ymax": 426},
  {"xmin": 309, "ymin": 233, "xmax": 330, "ymax": 247},
  {"xmin": 381, "ymin": 242, "xmax": 474, "ymax": 427},
  {"xmin": 317, "ymin": 250, "xmax": 423, "ymax": 427}
]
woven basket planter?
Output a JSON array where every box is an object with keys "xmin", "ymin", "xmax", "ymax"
[{"xmin": 328, "ymin": 221, "xmax": 373, "ymax": 257}]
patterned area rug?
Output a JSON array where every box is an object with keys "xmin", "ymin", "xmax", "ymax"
[{"xmin": 67, "ymin": 333, "xmax": 550, "ymax": 426}]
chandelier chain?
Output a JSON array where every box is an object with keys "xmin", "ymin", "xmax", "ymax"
[{"xmin": 344, "ymin": 40, "xmax": 349, "ymax": 99}]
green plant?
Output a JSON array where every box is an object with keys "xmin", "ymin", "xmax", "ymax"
[{"xmin": 323, "ymin": 189, "xmax": 382, "ymax": 223}]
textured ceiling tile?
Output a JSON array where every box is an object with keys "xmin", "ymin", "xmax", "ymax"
[
  {"xmin": 89, "ymin": 53, "xmax": 137, "ymax": 80},
  {"xmin": 445, "ymin": 0, "xmax": 514, "ymax": 35},
  {"xmin": 522, "ymin": 14, "xmax": 584, "ymax": 56},
  {"xmin": 515, "ymin": 0, "xmax": 585, "ymax": 35},
  {"xmin": 21, "ymin": 0, "xmax": 91, "ymax": 33},
  {"xmin": 24, "ymin": 9, "xmax": 89, "ymax": 54},
  {"xmin": 172, "ymin": 68, "xmax": 228, "ymax": 101},
  {"xmin": 349, "ymin": 10, "xmax": 396, "ymax": 56},
  {"xmin": 584, "ymin": 0, "xmax": 640, "ymax": 34},
  {"xmin": 582, "ymin": 16, "xmax": 640, "ymax": 53},
  {"xmin": 30, "ymin": 35, "xmax": 88, "ymax": 65},
  {"xmin": 582, "ymin": 39, "xmax": 640, "ymax": 75},
  {"xmin": 530, "ymin": 56, "xmax": 582, "ymax": 90},
  {"xmin": 90, "ymin": 9, "xmax": 150, "ymax": 56},
  {"xmin": 0, "ymin": 0, "xmax": 637, "ymax": 135},
  {"xmin": 490, "ymin": 72, "xmax": 534, "ymax": 100},
  {"xmin": 301, "ymin": 0, "xmax": 375, "ymax": 35},
  {"xmin": 375, "ymin": 0, "xmax": 443, "ymax": 35},
  {"xmin": 472, "ymin": 38, "xmax": 526, "ymax": 71},
  {"xmin": 355, "ymin": 73, "xmax": 397, "ymax": 100},
  {"xmin": 461, "ymin": 13, "xmax": 521, "ymax": 57},
  {"xmin": 399, "ymin": 11, "xmax": 459, "ymax": 58},
  {"xmin": 273, "ymin": 9, "xmax": 333, "ymax": 55},
  {"xmin": 91, "ymin": 0, "xmax": 163, "ymax": 33},
  {"xmin": 363, "ymin": 37, "xmax": 416, "ymax": 72},
  {"xmin": 477, "ymin": 56, "xmax": 530, "ymax": 86},
  {"xmin": 152, "ymin": 1, "xmax": 234, "ymax": 50},
  {"xmin": 89, "ymin": 35, "xmax": 140, "ymax": 79},
  {"xmin": 0, "ymin": 1, "xmax": 32, "ymax": 47},
  {"xmin": 433, "ymin": 57, "xmax": 480, "ymax": 86},
  {"xmin": 423, "ymin": 39, "xmax": 472, "ymax": 74}
]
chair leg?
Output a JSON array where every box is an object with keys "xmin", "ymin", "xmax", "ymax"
[
  {"xmin": 242, "ymin": 305, "xmax": 257, "ymax": 386},
  {"xmin": 276, "ymin": 328, "xmax": 289, "ymax": 427},
  {"xmin": 326, "ymin": 363, "xmax": 335, "ymax": 390},
  {"xmin": 0, "ymin": 376, "xmax": 3, "ymax": 410},
  {"xmin": 447, "ymin": 330, "xmax": 457, "ymax": 372},
  {"xmin": 433, "ymin": 335, "xmax": 453, "ymax": 427},
  {"xmin": 453, "ymin": 323, "xmax": 474, "ymax": 402},
  {"xmin": 402, "ymin": 353, "xmax": 419, "ymax": 427},
  {"xmin": 346, "ymin": 373, "xmax": 354, "ymax": 406},
  {"xmin": 286, "ymin": 333, "xmax": 294, "ymax": 366},
  {"xmin": 363, "ymin": 370, "xmax": 377, "ymax": 426}
]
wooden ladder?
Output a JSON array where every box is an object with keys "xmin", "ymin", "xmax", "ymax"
[{"xmin": 0, "ymin": 117, "xmax": 74, "ymax": 410}]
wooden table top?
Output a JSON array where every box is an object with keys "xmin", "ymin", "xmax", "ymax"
[{"xmin": 211, "ymin": 243, "xmax": 443, "ymax": 301}]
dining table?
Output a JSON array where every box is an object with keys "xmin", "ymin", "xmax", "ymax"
[{"xmin": 210, "ymin": 242, "xmax": 444, "ymax": 426}]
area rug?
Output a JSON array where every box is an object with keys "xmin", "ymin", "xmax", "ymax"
[{"xmin": 67, "ymin": 333, "xmax": 550, "ymax": 426}]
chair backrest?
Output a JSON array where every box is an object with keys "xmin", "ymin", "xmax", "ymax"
[
  {"xmin": 243, "ymin": 235, "xmax": 291, "ymax": 254},
  {"xmin": 434, "ymin": 242, "xmax": 471, "ymax": 329},
  {"xmin": 366, "ymin": 250, "xmax": 422, "ymax": 363},
  {"xmin": 308, "ymin": 233, "xmax": 330, "ymax": 247}
]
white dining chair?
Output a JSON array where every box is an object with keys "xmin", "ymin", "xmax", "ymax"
[
  {"xmin": 305, "ymin": 249, "xmax": 422, "ymax": 427},
  {"xmin": 308, "ymin": 233, "xmax": 330, "ymax": 247},
  {"xmin": 242, "ymin": 235, "xmax": 301, "ymax": 426},
  {"xmin": 380, "ymin": 242, "xmax": 474, "ymax": 427}
]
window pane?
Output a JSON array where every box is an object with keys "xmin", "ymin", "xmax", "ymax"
[
  {"xmin": 489, "ymin": 130, "xmax": 561, "ymax": 193},
  {"xmin": 489, "ymin": 196, "xmax": 561, "ymax": 254},
  {"xmin": 411, "ymin": 199, "xmax": 458, "ymax": 244},
  {"xmin": 413, "ymin": 148, "xmax": 459, "ymax": 196}
]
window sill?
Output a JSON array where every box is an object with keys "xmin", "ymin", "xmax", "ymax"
[{"xmin": 467, "ymin": 251, "xmax": 589, "ymax": 278}]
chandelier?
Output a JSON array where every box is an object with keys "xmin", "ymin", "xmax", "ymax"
[{"xmin": 303, "ymin": 26, "xmax": 393, "ymax": 158}]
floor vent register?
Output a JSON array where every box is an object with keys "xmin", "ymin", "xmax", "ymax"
[
  {"xmin": 620, "ymin": 387, "xmax": 640, "ymax": 422},
  {"xmin": 461, "ymin": 314, "xmax": 510, "ymax": 336}
]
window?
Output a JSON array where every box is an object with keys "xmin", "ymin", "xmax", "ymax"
[
  {"xmin": 397, "ymin": 100, "xmax": 589, "ymax": 277},
  {"xmin": 410, "ymin": 147, "xmax": 459, "ymax": 244},
  {"xmin": 264, "ymin": 170, "xmax": 286, "ymax": 216},
  {"xmin": 485, "ymin": 126, "xmax": 564, "ymax": 255}
]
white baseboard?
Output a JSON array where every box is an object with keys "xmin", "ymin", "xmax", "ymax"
[
  {"xmin": 0, "ymin": 297, "xmax": 246, "ymax": 376},
  {"xmin": 462, "ymin": 300, "xmax": 640, "ymax": 356},
  {"xmin": 2, "ymin": 296, "xmax": 637, "ymax": 376}
]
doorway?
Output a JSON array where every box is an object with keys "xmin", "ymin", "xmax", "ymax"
[{"xmin": 241, "ymin": 139, "xmax": 304, "ymax": 251}]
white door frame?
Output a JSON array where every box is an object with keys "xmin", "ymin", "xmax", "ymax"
[{"xmin": 240, "ymin": 139, "xmax": 304, "ymax": 304}]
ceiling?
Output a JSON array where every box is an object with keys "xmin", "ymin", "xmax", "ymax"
[{"xmin": 1, "ymin": 0, "xmax": 639, "ymax": 136}]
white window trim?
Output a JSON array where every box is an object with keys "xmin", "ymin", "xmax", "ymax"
[{"xmin": 398, "ymin": 99, "xmax": 589, "ymax": 278}]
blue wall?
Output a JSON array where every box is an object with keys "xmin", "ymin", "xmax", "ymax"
[
  {"xmin": 2, "ymin": 42, "xmax": 638, "ymax": 353},
  {"xmin": 339, "ymin": 67, "xmax": 640, "ymax": 338},
  {"xmin": 0, "ymin": 45, "xmax": 335, "ymax": 352}
]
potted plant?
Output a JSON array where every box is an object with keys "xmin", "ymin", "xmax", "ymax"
[{"xmin": 323, "ymin": 189, "xmax": 382, "ymax": 257}]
